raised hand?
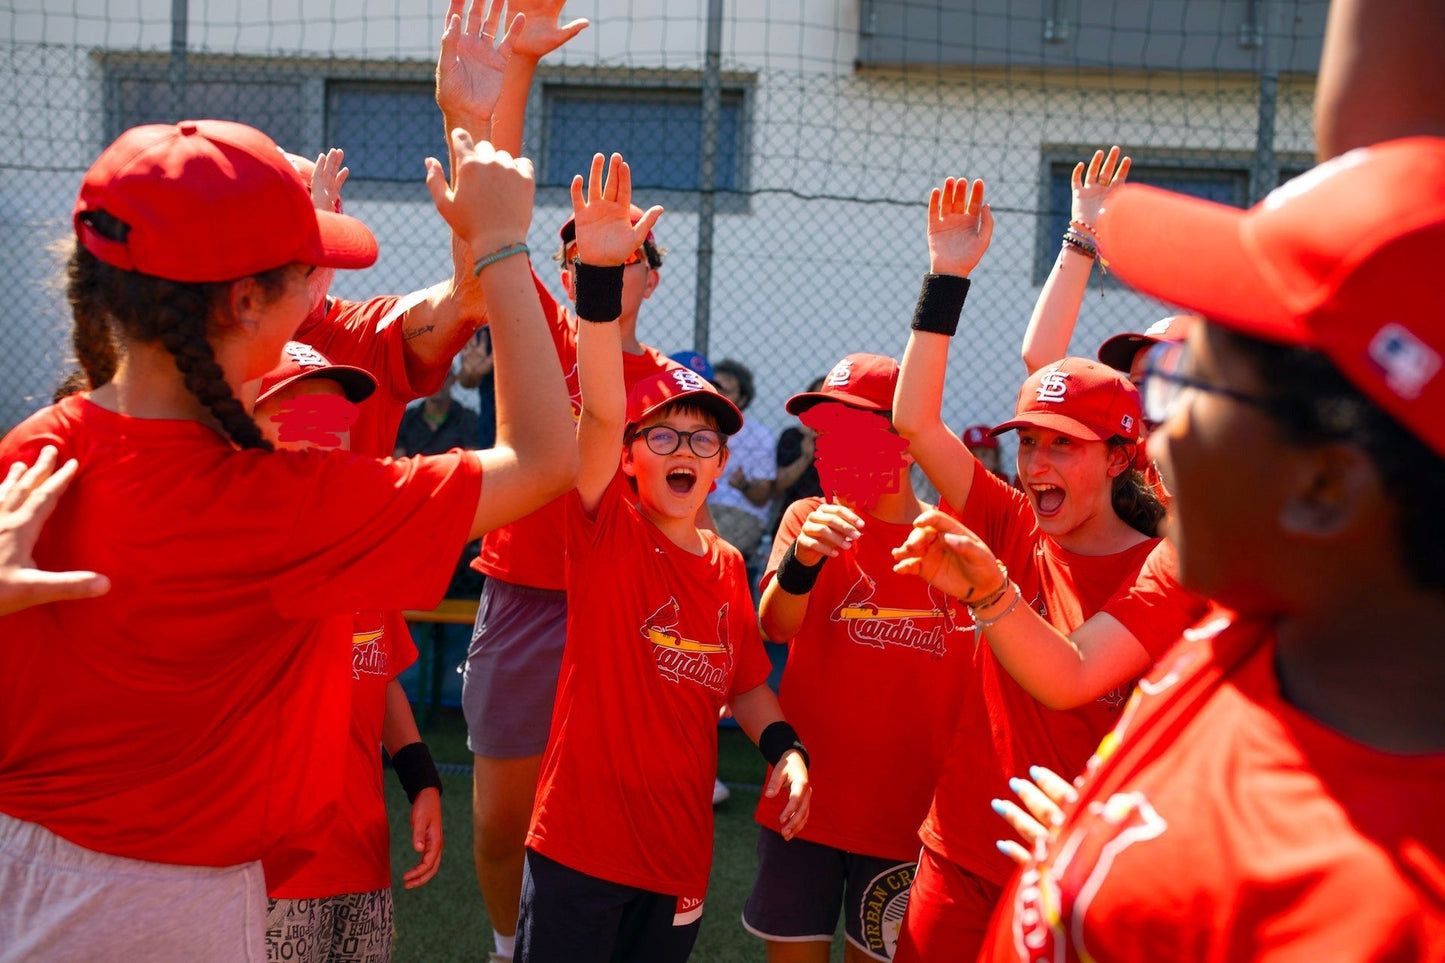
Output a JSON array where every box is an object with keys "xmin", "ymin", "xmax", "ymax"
[
  {"xmin": 435, "ymin": 0, "xmax": 523, "ymax": 126},
  {"xmin": 309, "ymin": 148, "xmax": 349, "ymax": 213},
  {"xmin": 1071, "ymin": 145, "xmax": 1130, "ymax": 233},
  {"xmin": 569, "ymin": 152, "xmax": 663, "ymax": 265},
  {"xmin": 891, "ymin": 508, "xmax": 1005, "ymax": 604},
  {"xmin": 506, "ymin": 0, "xmax": 590, "ymax": 60},
  {"xmin": 425, "ymin": 128, "xmax": 534, "ymax": 256},
  {"xmin": 0, "ymin": 447, "xmax": 110, "ymax": 617},
  {"xmin": 927, "ymin": 176, "xmax": 995, "ymax": 277}
]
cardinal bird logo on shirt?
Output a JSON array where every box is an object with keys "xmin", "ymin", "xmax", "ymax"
[
  {"xmin": 830, "ymin": 574, "xmax": 954, "ymax": 659},
  {"xmin": 1011, "ymin": 792, "xmax": 1168, "ymax": 963},
  {"xmin": 641, "ymin": 598, "xmax": 733, "ymax": 695}
]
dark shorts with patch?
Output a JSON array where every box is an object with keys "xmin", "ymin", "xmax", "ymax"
[
  {"xmin": 516, "ymin": 849, "xmax": 702, "ymax": 963},
  {"xmin": 741, "ymin": 827, "xmax": 917, "ymax": 961}
]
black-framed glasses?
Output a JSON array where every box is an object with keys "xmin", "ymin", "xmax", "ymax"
[
  {"xmin": 1137, "ymin": 340, "xmax": 1278, "ymax": 427},
  {"xmin": 632, "ymin": 425, "xmax": 724, "ymax": 458}
]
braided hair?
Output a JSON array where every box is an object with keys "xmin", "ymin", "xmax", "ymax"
[{"xmin": 66, "ymin": 217, "xmax": 282, "ymax": 451}]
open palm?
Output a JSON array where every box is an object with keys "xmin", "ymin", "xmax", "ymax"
[{"xmin": 435, "ymin": 0, "xmax": 520, "ymax": 123}]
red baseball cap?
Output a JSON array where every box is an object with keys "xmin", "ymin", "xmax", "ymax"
[
  {"xmin": 1096, "ymin": 315, "xmax": 1195, "ymax": 373},
  {"xmin": 1099, "ymin": 137, "xmax": 1445, "ymax": 456},
  {"xmin": 255, "ymin": 341, "xmax": 377, "ymax": 407},
  {"xmin": 626, "ymin": 366, "xmax": 743, "ymax": 435},
  {"xmin": 785, "ymin": 353, "xmax": 899, "ymax": 415},
  {"xmin": 74, "ymin": 120, "xmax": 378, "ymax": 283},
  {"xmin": 961, "ymin": 424, "xmax": 999, "ymax": 449},
  {"xmin": 991, "ymin": 357, "xmax": 1141, "ymax": 442}
]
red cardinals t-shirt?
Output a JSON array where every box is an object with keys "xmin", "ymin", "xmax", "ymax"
[
  {"xmin": 526, "ymin": 484, "xmax": 773, "ymax": 899},
  {"xmin": 922, "ymin": 463, "xmax": 1161, "ymax": 887},
  {"xmin": 474, "ymin": 272, "xmax": 674, "ymax": 590},
  {"xmin": 982, "ymin": 615, "xmax": 1445, "ymax": 961},
  {"xmin": 0, "ymin": 396, "xmax": 481, "ymax": 869},
  {"xmin": 754, "ymin": 498, "xmax": 973, "ymax": 861},
  {"xmin": 266, "ymin": 609, "xmax": 417, "ymax": 896},
  {"xmin": 295, "ymin": 294, "xmax": 451, "ymax": 459}
]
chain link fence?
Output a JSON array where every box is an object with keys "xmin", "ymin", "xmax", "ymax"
[{"xmin": 1, "ymin": 0, "xmax": 1326, "ymax": 461}]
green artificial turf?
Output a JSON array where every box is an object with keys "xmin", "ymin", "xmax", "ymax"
[{"xmin": 387, "ymin": 713, "xmax": 845, "ymax": 961}]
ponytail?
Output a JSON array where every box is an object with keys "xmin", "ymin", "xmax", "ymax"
[{"xmin": 1109, "ymin": 439, "xmax": 1166, "ymax": 537}]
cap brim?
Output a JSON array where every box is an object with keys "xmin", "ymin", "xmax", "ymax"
[
  {"xmin": 990, "ymin": 412, "xmax": 1111, "ymax": 441},
  {"xmin": 1101, "ymin": 185, "xmax": 1307, "ymax": 347},
  {"xmin": 630, "ymin": 391, "xmax": 743, "ymax": 436},
  {"xmin": 785, "ymin": 391, "xmax": 889, "ymax": 415},
  {"xmin": 1096, "ymin": 333, "xmax": 1154, "ymax": 373},
  {"xmin": 255, "ymin": 365, "xmax": 378, "ymax": 407},
  {"xmin": 305, "ymin": 209, "xmax": 379, "ymax": 270}
]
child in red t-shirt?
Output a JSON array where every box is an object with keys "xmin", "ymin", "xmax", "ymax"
[
  {"xmin": 978, "ymin": 136, "xmax": 1445, "ymax": 963},
  {"xmin": 250, "ymin": 343, "xmax": 445, "ymax": 963},
  {"xmin": 515, "ymin": 153, "xmax": 811, "ymax": 963},
  {"xmin": 886, "ymin": 177, "xmax": 1180, "ymax": 963},
  {"xmin": 740, "ymin": 352, "xmax": 974, "ymax": 963},
  {"xmin": 0, "ymin": 115, "xmax": 576, "ymax": 960}
]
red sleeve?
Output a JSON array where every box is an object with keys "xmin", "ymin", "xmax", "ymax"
[
  {"xmin": 297, "ymin": 295, "xmax": 449, "ymax": 405},
  {"xmin": 384, "ymin": 609, "xmax": 419, "ymax": 679},
  {"xmin": 759, "ymin": 496, "xmax": 824, "ymax": 591},
  {"xmin": 269, "ymin": 448, "xmax": 483, "ymax": 619},
  {"xmin": 1101, "ymin": 539, "xmax": 1211, "ymax": 660}
]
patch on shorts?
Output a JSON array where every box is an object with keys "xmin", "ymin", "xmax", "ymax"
[
  {"xmin": 674, "ymin": 895, "xmax": 704, "ymax": 927},
  {"xmin": 859, "ymin": 864, "xmax": 913, "ymax": 957}
]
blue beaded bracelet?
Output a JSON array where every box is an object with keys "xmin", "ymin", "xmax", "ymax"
[{"xmin": 472, "ymin": 241, "xmax": 530, "ymax": 275}]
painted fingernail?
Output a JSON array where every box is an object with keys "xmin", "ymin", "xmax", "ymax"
[
  {"xmin": 1008, "ymin": 777, "xmax": 1027, "ymax": 795},
  {"xmin": 990, "ymin": 799, "xmax": 1008, "ymax": 815},
  {"xmin": 1029, "ymin": 766, "xmax": 1048, "ymax": 782},
  {"xmin": 996, "ymin": 841, "xmax": 1014, "ymax": 857}
]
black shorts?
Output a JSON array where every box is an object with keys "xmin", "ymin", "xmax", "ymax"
[
  {"xmin": 741, "ymin": 827, "xmax": 917, "ymax": 961},
  {"xmin": 515, "ymin": 849, "xmax": 702, "ymax": 963}
]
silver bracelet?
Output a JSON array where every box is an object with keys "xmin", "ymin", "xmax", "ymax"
[{"xmin": 971, "ymin": 582, "xmax": 1022, "ymax": 628}]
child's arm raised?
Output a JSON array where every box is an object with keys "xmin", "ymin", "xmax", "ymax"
[
  {"xmin": 730, "ymin": 683, "xmax": 811, "ymax": 841},
  {"xmin": 892, "ymin": 177, "xmax": 994, "ymax": 512},
  {"xmin": 1020, "ymin": 146, "xmax": 1130, "ymax": 373},
  {"xmin": 424, "ymin": 129, "xmax": 578, "ymax": 539},
  {"xmin": 570, "ymin": 152, "xmax": 663, "ymax": 514},
  {"xmin": 488, "ymin": 0, "xmax": 589, "ymax": 157}
]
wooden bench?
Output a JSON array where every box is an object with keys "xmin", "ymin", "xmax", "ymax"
[{"xmin": 402, "ymin": 597, "xmax": 479, "ymax": 730}]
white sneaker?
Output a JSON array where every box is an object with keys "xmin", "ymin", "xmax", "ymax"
[{"xmin": 712, "ymin": 776, "xmax": 731, "ymax": 806}]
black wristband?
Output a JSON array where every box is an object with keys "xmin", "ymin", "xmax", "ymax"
[
  {"xmin": 773, "ymin": 541, "xmax": 824, "ymax": 595},
  {"xmin": 390, "ymin": 742, "xmax": 442, "ymax": 804},
  {"xmin": 758, "ymin": 721, "xmax": 810, "ymax": 769},
  {"xmin": 572, "ymin": 260, "xmax": 625, "ymax": 322},
  {"xmin": 910, "ymin": 273, "xmax": 971, "ymax": 336}
]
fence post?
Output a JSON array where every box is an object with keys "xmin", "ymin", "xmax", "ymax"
[
  {"xmin": 1248, "ymin": 0, "xmax": 1280, "ymax": 203},
  {"xmin": 168, "ymin": 0, "xmax": 188, "ymax": 116},
  {"xmin": 693, "ymin": 0, "xmax": 724, "ymax": 357}
]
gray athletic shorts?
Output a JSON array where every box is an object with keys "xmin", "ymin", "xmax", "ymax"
[
  {"xmin": 462, "ymin": 577, "xmax": 569, "ymax": 758},
  {"xmin": 265, "ymin": 889, "xmax": 394, "ymax": 963},
  {"xmin": 0, "ymin": 810, "xmax": 266, "ymax": 963}
]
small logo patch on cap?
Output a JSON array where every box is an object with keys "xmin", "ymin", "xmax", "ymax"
[
  {"xmin": 671, "ymin": 368, "xmax": 709, "ymax": 392},
  {"xmin": 1036, "ymin": 368, "xmax": 1070, "ymax": 403},
  {"xmin": 1121, "ymin": 413, "xmax": 1135, "ymax": 434},
  {"xmin": 283, "ymin": 342, "xmax": 330, "ymax": 369},
  {"xmin": 1367, "ymin": 322, "xmax": 1441, "ymax": 399},
  {"xmin": 826, "ymin": 358, "xmax": 855, "ymax": 387}
]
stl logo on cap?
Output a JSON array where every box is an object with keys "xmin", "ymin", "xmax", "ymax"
[
  {"xmin": 671, "ymin": 368, "xmax": 709, "ymax": 392},
  {"xmin": 283, "ymin": 342, "xmax": 331, "ymax": 370},
  {"xmin": 825, "ymin": 358, "xmax": 855, "ymax": 388},
  {"xmin": 1036, "ymin": 367, "xmax": 1071, "ymax": 404},
  {"xmin": 1367, "ymin": 323, "xmax": 1441, "ymax": 399}
]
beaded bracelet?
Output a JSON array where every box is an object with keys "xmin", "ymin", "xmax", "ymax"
[
  {"xmin": 966, "ymin": 559, "xmax": 1011, "ymax": 613},
  {"xmin": 971, "ymin": 583, "xmax": 1023, "ymax": 628},
  {"xmin": 472, "ymin": 241, "xmax": 530, "ymax": 275},
  {"xmin": 1062, "ymin": 230, "xmax": 1098, "ymax": 259}
]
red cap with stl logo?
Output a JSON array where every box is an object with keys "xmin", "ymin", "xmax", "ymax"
[
  {"xmin": 991, "ymin": 357, "xmax": 1141, "ymax": 443},
  {"xmin": 627, "ymin": 367, "xmax": 743, "ymax": 435},
  {"xmin": 785, "ymin": 353, "xmax": 900, "ymax": 415}
]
